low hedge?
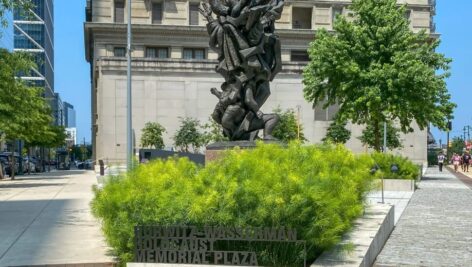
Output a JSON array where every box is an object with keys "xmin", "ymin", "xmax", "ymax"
[
  {"xmin": 91, "ymin": 143, "xmax": 377, "ymax": 265},
  {"xmin": 371, "ymin": 152, "xmax": 419, "ymax": 180}
]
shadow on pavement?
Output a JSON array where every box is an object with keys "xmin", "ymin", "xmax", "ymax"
[
  {"xmin": 0, "ymin": 183, "xmax": 65, "ymax": 189},
  {"xmin": 1, "ymin": 170, "xmax": 92, "ymax": 181},
  {"xmin": 421, "ymin": 176, "xmax": 454, "ymax": 181}
]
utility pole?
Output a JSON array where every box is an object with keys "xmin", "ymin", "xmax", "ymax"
[
  {"xmin": 126, "ymin": 0, "xmax": 133, "ymax": 171},
  {"xmin": 467, "ymin": 126, "xmax": 470, "ymax": 143},
  {"xmin": 464, "ymin": 126, "xmax": 467, "ymax": 142},
  {"xmin": 381, "ymin": 121, "xmax": 387, "ymax": 204},
  {"xmin": 83, "ymin": 137, "xmax": 86, "ymax": 161}
]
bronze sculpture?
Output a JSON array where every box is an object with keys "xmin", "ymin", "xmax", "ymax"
[{"xmin": 200, "ymin": 0, "xmax": 284, "ymax": 141}]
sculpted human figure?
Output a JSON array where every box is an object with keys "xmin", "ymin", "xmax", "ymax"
[{"xmin": 200, "ymin": 0, "xmax": 284, "ymax": 141}]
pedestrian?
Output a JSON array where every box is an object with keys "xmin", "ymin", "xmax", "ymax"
[
  {"xmin": 460, "ymin": 152, "xmax": 465, "ymax": 172},
  {"xmin": 437, "ymin": 151, "xmax": 446, "ymax": 172},
  {"xmin": 463, "ymin": 151, "xmax": 471, "ymax": 172},
  {"xmin": 453, "ymin": 153, "xmax": 461, "ymax": 172}
]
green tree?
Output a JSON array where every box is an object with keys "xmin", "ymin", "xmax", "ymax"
[
  {"xmin": 272, "ymin": 107, "xmax": 306, "ymax": 143},
  {"xmin": 0, "ymin": 50, "xmax": 57, "ymax": 178},
  {"xmin": 323, "ymin": 120, "xmax": 351, "ymax": 144},
  {"xmin": 173, "ymin": 117, "xmax": 204, "ymax": 153},
  {"xmin": 449, "ymin": 137, "xmax": 465, "ymax": 157},
  {"xmin": 0, "ymin": 0, "xmax": 33, "ymax": 28},
  {"xmin": 303, "ymin": 0, "xmax": 455, "ymax": 151},
  {"xmin": 140, "ymin": 122, "xmax": 166, "ymax": 149},
  {"xmin": 202, "ymin": 117, "xmax": 228, "ymax": 145},
  {"xmin": 359, "ymin": 121, "xmax": 402, "ymax": 150},
  {"xmin": 70, "ymin": 144, "xmax": 92, "ymax": 161},
  {"xmin": 29, "ymin": 125, "xmax": 67, "ymax": 148}
]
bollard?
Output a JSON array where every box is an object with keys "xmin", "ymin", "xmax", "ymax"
[{"xmin": 99, "ymin": 160, "xmax": 105, "ymax": 176}]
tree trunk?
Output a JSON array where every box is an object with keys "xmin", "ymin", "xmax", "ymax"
[
  {"xmin": 373, "ymin": 120, "xmax": 381, "ymax": 152},
  {"xmin": 10, "ymin": 153, "xmax": 15, "ymax": 180},
  {"xmin": 48, "ymin": 148, "xmax": 51, "ymax": 172},
  {"xmin": 0, "ymin": 161, "xmax": 4, "ymax": 180}
]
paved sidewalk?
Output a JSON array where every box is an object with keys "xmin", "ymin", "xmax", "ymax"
[
  {"xmin": 0, "ymin": 170, "xmax": 115, "ymax": 266},
  {"xmin": 374, "ymin": 167, "xmax": 472, "ymax": 266},
  {"xmin": 366, "ymin": 191, "xmax": 414, "ymax": 224}
]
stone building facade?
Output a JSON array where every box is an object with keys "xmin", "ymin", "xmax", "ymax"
[{"xmin": 84, "ymin": 0, "xmax": 436, "ymax": 165}]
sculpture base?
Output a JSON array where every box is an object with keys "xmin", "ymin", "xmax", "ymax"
[{"xmin": 205, "ymin": 140, "xmax": 283, "ymax": 163}]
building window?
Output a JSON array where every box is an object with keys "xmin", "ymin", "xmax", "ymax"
[
  {"xmin": 292, "ymin": 7, "xmax": 312, "ymax": 29},
  {"xmin": 314, "ymin": 101, "xmax": 339, "ymax": 121},
  {"xmin": 114, "ymin": 47, "xmax": 126, "ymax": 57},
  {"xmin": 183, "ymin": 48, "xmax": 205, "ymax": 59},
  {"xmin": 291, "ymin": 50, "xmax": 309, "ymax": 62},
  {"xmin": 114, "ymin": 0, "xmax": 125, "ymax": 23},
  {"xmin": 332, "ymin": 6, "xmax": 343, "ymax": 24},
  {"xmin": 146, "ymin": 47, "xmax": 168, "ymax": 58},
  {"xmin": 189, "ymin": 3, "xmax": 200, "ymax": 25},
  {"xmin": 152, "ymin": 2, "xmax": 163, "ymax": 24}
]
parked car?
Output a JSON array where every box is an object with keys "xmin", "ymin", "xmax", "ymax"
[
  {"xmin": 77, "ymin": 159, "xmax": 93, "ymax": 170},
  {"xmin": 0, "ymin": 157, "xmax": 7, "ymax": 177},
  {"xmin": 23, "ymin": 157, "xmax": 36, "ymax": 173},
  {"xmin": 0, "ymin": 153, "xmax": 19, "ymax": 176},
  {"xmin": 31, "ymin": 157, "xmax": 42, "ymax": 172}
]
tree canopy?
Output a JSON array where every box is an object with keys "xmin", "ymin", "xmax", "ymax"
[
  {"xmin": 272, "ymin": 107, "xmax": 306, "ymax": 143},
  {"xmin": 449, "ymin": 137, "xmax": 465, "ymax": 157},
  {"xmin": 0, "ymin": 0, "xmax": 33, "ymax": 28},
  {"xmin": 202, "ymin": 118, "xmax": 228, "ymax": 145},
  {"xmin": 0, "ymin": 49, "xmax": 56, "ymax": 144},
  {"xmin": 140, "ymin": 122, "xmax": 166, "ymax": 149},
  {"xmin": 303, "ymin": 0, "xmax": 455, "ymax": 151},
  {"xmin": 323, "ymin": 120, "xmax": 351, "ymax": 144},
  {"xmin": 173, "ymin": 117, "xmax": 204, "ymax": 153},
  {"xmin": 359, "ymin": 121, "xmax": 402, "ymax": 151}
]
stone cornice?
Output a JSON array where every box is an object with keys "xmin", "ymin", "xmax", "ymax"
[
  {"xmin": 97, "ymin": 57, "xmax": 305, "ymax": 76},
  {"xmin": 286, "ymin": 0, "xmax": 434, "ymax": 9},
  {"xmin": 84, "ymin": 22, "xmax": 317, "ymax": 61}
]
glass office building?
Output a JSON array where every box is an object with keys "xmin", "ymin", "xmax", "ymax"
[{"xmin": 14, "ymin": 0, "xmax": 54, "ymax": 99}]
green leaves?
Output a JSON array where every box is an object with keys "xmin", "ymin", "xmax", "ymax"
[
  {"xmin": 0, "ymin": 0, "xmax": 34, "ymax": 29},
  {"xmin": 359, "ymin": 121, "xmax": 402, "ymax": 150},
  {"xmin": 303, "ymin": 0, "xmax": 455, "ymax": 150},
  {"xmin": 0, "ymin": 49, "xmax": 60, "ymax": 147},
  {"xmin": 201, "ymin": 117, "xmax": 228, "ymax": 144},
  {"xmin": 323, "ymin": 120, "xmax": 351, "ymax": 144},
  {"xmin": 272, "ymin": 107, "xmax": 306, "ymax": 143},
  {"xmin": 173, "ymin": 117, "xmax": 205, "ymax": 153},
  {"xmin": 140, "ymin": 121, "xmax": 166, "ymax": 149},
  {"xmin": 371, "ymin": 152, "xmax": 419, "ymax": 180},
  {"xmin": 92, "ymin": 143, "xmax": 378, "ymax": 264}
]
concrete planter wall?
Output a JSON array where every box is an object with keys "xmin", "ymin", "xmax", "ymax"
[{"xmin": 381, "ymin": 179, "xmax": 416, "ymax": 191}]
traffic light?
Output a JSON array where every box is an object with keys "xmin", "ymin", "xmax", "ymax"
[
  {"xmin": 448, "ymin": 141, "xmax": 452, "ymax": 148},
  {"xmin": 447, "ymin": 121, "xmax": 452, "ymax": 131}
]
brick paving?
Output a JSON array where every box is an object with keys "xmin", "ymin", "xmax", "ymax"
[{"xmin": 374, "ymin": 167, "xmax": 472, "ymax": 267}]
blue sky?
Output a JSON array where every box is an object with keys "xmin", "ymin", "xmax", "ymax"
[
  {"xmin": 55, "ymin": 0, "xmax": 90, "ymax": 144},
  {"xmin": 432, "ymin": 0, "xmax": 472, "ymax": 145},
  {"xmin": 2, "ymin": 0, "xmax": 471, "ymax": 145}
]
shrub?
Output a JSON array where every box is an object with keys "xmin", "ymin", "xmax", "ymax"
[
  {"xmin": 92, "ymin": 143, "xmax": 377, "ymax": 265},
  {"xmin": 370, "ymin": 152, "xmax": 419, "ymax": 180},
  {"xmin": 140, "ymin": 121, "xmax": 166, "ymax": 149},
  {"xmin": 272, "ymin": 107, "xmax": 307, "ymax": 142}
]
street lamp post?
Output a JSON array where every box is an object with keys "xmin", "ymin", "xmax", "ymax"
[
  {"xmin": 296, "ymin": 105, "xmax": 301, "ymax": 141},
  {"xmin": 126, "ymin": 0, "xmax": 133, "ymax": 171},
  {"xmin": 381, "ymin": 121, "xmax": 387, "ymax": 203}
]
